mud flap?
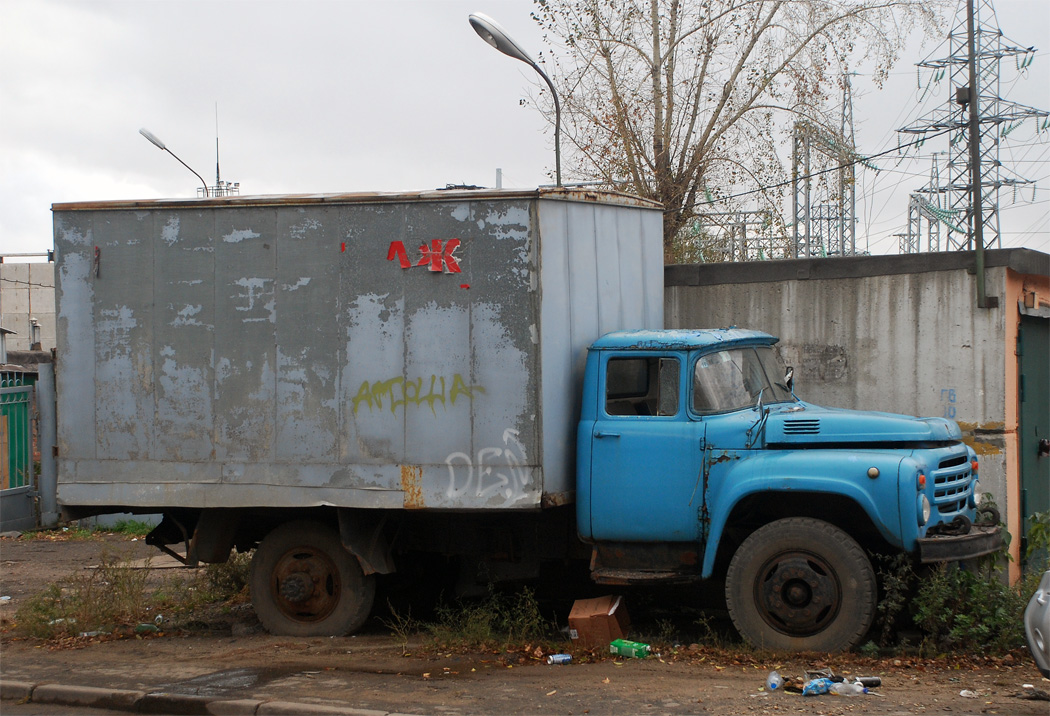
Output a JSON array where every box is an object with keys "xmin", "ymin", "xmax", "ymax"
[{"xmin": 337, "ymin": 509, "xmax": 395, "ymax": 575}]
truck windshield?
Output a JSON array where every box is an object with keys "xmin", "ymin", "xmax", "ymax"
[{"xmin": 692, "ymin": 346, "xmax": 795, "ymax": 414}]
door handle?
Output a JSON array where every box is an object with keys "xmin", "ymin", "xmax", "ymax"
[{"xmin": 595, "ymin": 431, "xmax": 621, "ymax": 439}]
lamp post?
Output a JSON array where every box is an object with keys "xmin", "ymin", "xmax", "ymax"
[
  {"xmin": 468, "ymin": 12, "xmax": 561, "ymax": 187},
  {"xmin": 138, "ymin": 128, "xmax": 210, "ymax": 197}
]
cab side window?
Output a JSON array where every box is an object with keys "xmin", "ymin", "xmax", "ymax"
[{"xmin": 605, "ymin": 357, "xmax": 680, "ymax": 417}]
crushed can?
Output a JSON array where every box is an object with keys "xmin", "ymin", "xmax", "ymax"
[
  {"xmin": 609, "ymin": 638, "xmax": 651, "ymax": 658},
  {"xmin": 547, "ymin": 654, "xmax": 572, "ymax": 665}
]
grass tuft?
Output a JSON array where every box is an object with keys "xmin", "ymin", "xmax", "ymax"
[
  {"xmin": 425, "ymin": 586, "xmax": 556, "ymax": 652},
  {"xmin": 13, "ymin": 550, "xmax": 254, "ymax": 641}
]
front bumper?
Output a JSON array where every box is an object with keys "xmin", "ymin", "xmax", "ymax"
[{"xmin": 917, "ymin": 524, "xmax": 1002, "ymax": 563}]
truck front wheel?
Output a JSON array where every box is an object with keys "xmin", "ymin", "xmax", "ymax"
[
  {"xmin": 725, "ymin": 517, "xmax": 875, "ymax": 652},
  {"xmin": 250, "ymin": 521, "xmax": 376, "ymax": 637}
]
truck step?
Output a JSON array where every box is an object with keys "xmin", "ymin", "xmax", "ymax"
[{"xmin": 590, "ymin": 568, "xmax": 701, "ymax": 585}]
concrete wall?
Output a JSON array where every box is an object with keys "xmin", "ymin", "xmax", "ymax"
[
  {"xmin": 666, "ymin": 248, "xmax": 1050, "ymax": 576},
  {"xmin": 0, "ymin": 262, "xmax": 56, "ymax": 352}
]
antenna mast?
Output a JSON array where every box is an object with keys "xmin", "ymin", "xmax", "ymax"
[
  {"xmin": 215, "ymin": 102, "xmax": 221, "ymax": 189},
  {"xmin": 202, "ymin": 103, "xmax": 240, "ymax": 197}
]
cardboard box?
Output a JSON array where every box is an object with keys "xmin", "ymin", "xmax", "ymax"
[{"xmin": 568, "ymin": 595, "xmax": 630, "ymax": 649}]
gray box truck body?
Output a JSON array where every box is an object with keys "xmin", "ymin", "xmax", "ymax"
[{"xmin": 54, "ymin": 189, "xmax": 662, "ymax": 513}]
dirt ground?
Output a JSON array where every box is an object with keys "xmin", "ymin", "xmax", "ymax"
[{"xmin": 2, "ymin": 533, "xmax": 1049, "ymax": 715}]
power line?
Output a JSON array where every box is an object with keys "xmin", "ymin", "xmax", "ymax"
[{"xmin": 688, "ymin": 127, "xmax": 956, "ymax": 210}]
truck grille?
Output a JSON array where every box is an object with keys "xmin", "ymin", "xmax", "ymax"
[
  {"xmin": 931, "ymin": 453, "xmax": 973, "ymax": 517},
  {"xmin": 783, "ymin": 419, "xmax": 820, "ymax": 435}
]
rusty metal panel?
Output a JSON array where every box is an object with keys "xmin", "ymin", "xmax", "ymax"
[
  {"xmin": 154, "ymin": 209, "xmax": 217, "ymax": 462},
  {"xmin": 53, "ymin": 190, "xmax": 663, "ymax": 512},
  {"xmin": 54, "ymin": 212, "xmax": 96, "ymax": 462},
  {"xmin": 274, "ymin": 206, "xmax": 341, "ymax": 462},
  {"xmin": 213, "ymin": 206, "xmax": 277, "ymax": 463},
  {"xmin": 92, "ymin": 210, "xmax": 156, "ymax": 462}
]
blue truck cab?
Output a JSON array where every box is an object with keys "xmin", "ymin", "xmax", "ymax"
[{"xmin": 576, "ymin": 329, "xmax": 1002, "ymax": 651}]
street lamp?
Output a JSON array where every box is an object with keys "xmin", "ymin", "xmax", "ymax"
[
  {"xmin": 138, "ymin": 128, "xmax": 210, "ymax": 197},
  {"xmin": 468, "ymin": 12, "xmax": 561, "ymax": 187}
]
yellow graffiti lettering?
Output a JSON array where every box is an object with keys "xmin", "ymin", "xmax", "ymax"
[
  {"xmin": 352, "ymin": 374, "xmax": 484, "ymax": 415},
  {"xmin": 451, "ymin": 374, "xmax": 486, "ymax": 404},
  {"xmin": 420, "ymin": 375, "xmax": 447, "ymax": 416},
  {"xmin": 394, "ymin": 377, "xmax": 423, "ymax": 415},
  {"xmin": 352, "ymin": 380, "xmax": 375, "ymax": 413}
]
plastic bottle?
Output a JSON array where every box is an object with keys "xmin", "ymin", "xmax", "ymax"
[
  {"xmin": 766, "ymin": 670, "xmax": 784, "ymax": 691},
  {"xmin": 802, "ymin": 677, "xmax": 835, "ymax": 696},
  {"xmin": 829, "ymin": 682, "xmax": 868, "ymax": 696},
  {"xmin": 608, "ymin": 639, "xmax": 651, "ymax": 658}
]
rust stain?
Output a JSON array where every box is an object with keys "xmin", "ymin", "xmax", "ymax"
[
  {"xmin": 541, "ymin": 491, "xmax": 574, "ymax": 508},
  {"xmin": 400, "ymin": 465, "xmax": 425, "ymax": 509},
  {"xmin": 956, "ymin": 421, "xmax": 1006, "ymax": 433},
  {"xmin": 960, "ymin": 436, "xmax": 1003, "ymax": 456},
  {"xmin": 710, "ymin": 451, "xmax": 736, "ymax": 464}
]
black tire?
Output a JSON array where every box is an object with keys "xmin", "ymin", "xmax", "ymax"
[
  {"xmin": 250, "ymin": 521, "xmax": 376, "ymax": 637},
  {"xmin": 724, "ymin": 517, "xmax": 875, "ymax": 652}
]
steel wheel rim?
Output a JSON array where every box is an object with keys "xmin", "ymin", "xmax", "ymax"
[
  {"xmin": 752, "ymin": 551, "xmax": 841, "ymax": 637},
  {"xmin": 271, "ymin": 546, "xmax": 342, "ymax": 623}
]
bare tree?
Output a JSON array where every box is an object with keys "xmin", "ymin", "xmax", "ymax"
[{"xmin": 531, "ymin": 0, "xmax": 944, "ymax": 261}]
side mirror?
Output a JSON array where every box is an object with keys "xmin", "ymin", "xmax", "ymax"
[{"xmin": 785, "ymin": 367, "xmax": 794, "ymax": 392}]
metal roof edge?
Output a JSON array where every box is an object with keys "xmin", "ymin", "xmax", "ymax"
[
  {"xmin": 665, "ymin": 248, "xmax": 1050, "ymax": 287},
  {"xmin": 51, "ymin": 187, "xmax": 662, "ymax": 213}
]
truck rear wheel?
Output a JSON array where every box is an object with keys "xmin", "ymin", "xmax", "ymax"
[
  {"xmin": 250, "ymin": 521, "xmax": 375, "ymax": 637},
  {"xmin": 725, "ymin": 517, "xmax": 875, "ymax": 652}
]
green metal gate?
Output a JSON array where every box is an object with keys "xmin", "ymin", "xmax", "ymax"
[
  {"xmin": 1019, "ymin": 314, "xmax": 1049, "ymax": 571},
  {"xmin": 0, "ymin": 373, "xmax": 36, "ymax": 531}
]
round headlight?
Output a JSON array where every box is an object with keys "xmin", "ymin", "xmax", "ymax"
[
  {"xmin": 970, "ymin": 481, "xmax": 982, "ymax": 508},
  {"xmin": 918, "ymin": 494, "xmax": 931, "ymax": 526}
]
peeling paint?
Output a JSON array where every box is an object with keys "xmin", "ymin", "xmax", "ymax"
[
  {"xmin": 290, "ymin": 218, "xmax": 321, "ymax": 240},
  {"xmin": 223, "ymin": 229, "xmax": 260, "ymax": 244},
  {"xmin": 232, "ymin": 277, "xmax": 276, "ymax": 323},
  {"xmin": 170, "ymin": 303, "xmax": 207, "ymax": 327},
  {"xmin": 284, "ymin": 277, "xmax": 311, "ymax": 291},
  {"xmin": 161, "ymin": 216, "xmax": 180, "ymax": 246}
]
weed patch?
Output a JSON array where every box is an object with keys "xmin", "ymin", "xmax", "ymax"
[
  {"xmin": 106, "ymin": 520, "xmax": 154, "ymax": 537},
  {"xmin": 872, "ymin": 552, "xmax": 915, "ymax": 647},
  {"xmin": 424, "ymin": 587, "xmax": 557, "ymax": 652},
  {"xmin": 913, "ymin": 562, "xmax": 1035, "ymax": 655},
  {"xmin": 13, "ymin": 550, "xmax": 254, "ymax": 641},
  {"xmin": 14, "ymin": 552, "xmax": 152, "ymax": 639},
  {"xmin": 17, "ymin": 525, "xmax": 95, "ymax": 541}
]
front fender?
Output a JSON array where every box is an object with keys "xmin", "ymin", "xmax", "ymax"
[{"xmin": 701, "ymin": 450, "xmax": 905, "ymax": 578}]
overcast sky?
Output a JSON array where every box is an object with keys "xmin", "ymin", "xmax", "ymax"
[{"xmin": 1, "ymin": 0, "xmax": 1046, "ymax": 259}]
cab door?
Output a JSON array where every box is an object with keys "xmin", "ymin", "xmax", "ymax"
[{"xmin": 588, "ymin": 353, "xmax": 705, "ymax": 542}]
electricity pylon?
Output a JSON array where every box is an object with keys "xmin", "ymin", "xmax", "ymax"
[
  {"xmin": 898, "ymin": 0, "xmax": 1047, "ymax": 253},
  {"xmin": 791, "ymin": 76, "xmax": 867, "ymax": 258}
]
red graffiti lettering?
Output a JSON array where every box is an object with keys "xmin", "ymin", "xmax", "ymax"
[
  {"xmin": 387, "ymin": 241, "xmax": 412, "ymax": 268},
  {"xmin": 387, "ymin": 239, "xmax": 462, "ymax": 274},
  {"xmin": 416, "ymin": 239, "xmax": 462, "ymax": 273}
]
